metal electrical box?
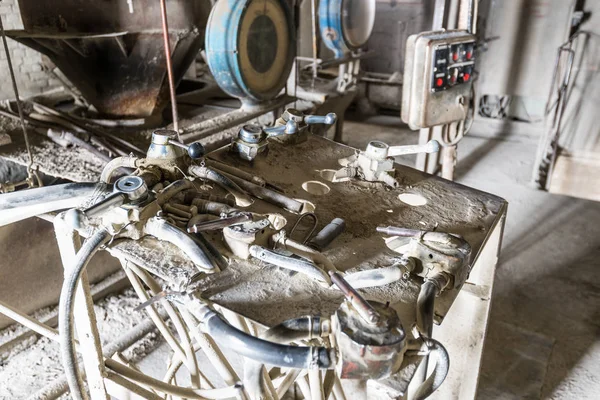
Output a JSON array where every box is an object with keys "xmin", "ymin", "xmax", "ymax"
[{"xmin": 402, "ymin": 30, "xmax": 476, "ymax": 130}]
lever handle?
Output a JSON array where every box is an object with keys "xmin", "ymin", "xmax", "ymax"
[
  {"xmin": 387, "ymin": 140, "xmax": 440, "ymax": 157},
  {"xmin": 169, "ymin": 140, "xmax": 205, "ymax": 159},
  {"xmin": 304, "ymin": 113, "xmax": 337, "ymax": 126},
  {"xmin": 264, "ymin": 120, "xmax": 298, "ymax": 137}
]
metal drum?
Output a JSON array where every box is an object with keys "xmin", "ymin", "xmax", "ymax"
[
  {"xmin": 205, "ymin": 0, "xmax": 296, "ymax": 104},
  {"xmin": 319, "ymin": 0, "xmax": 376, "ymax": 58}
]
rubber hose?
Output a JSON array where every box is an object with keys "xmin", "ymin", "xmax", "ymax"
[
  {"xmin": 413, "ymin": 339, "xmax": 450, "ymax": 400},
  {"xmin": 204, "ymin": 312, "xmax": 333, "ymax": 370},
  {"xmin": 59, "ymin": 229, "xmax": 111, "ymax": 400}
]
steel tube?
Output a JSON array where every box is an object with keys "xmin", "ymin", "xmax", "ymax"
[
  {"xmin": 189, "ymin": 165, "xmax": 253, "ymax": 207},
  {"xmin": 329, "ymin": 272, "xmax": 381, "ymax": 324},
  {"xmin": 105, "ymin": 358, "xmax": 242, "ymax": 399},
  {"xmin": 0, "ymin": 182, "xmax": 109, "ymax": 227},
  {"xmin": 249, "ymin": 245, "xmax": 330, "ymax": 284},
  {"xmin": 215, "ymin": 170, "xmax": 304, "ymax": 213},
  {"xmin": 159, "ymin": 0, "xmax": 180, "ymax": 135}
]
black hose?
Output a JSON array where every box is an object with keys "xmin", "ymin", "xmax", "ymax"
[
  {"xmin": 244, "ymin": 316, "xmax": 325, "ymax": 399},
  {"xmin": 204, "ymin": 312, "xmax": 334, "ymax": 370},
  {"xmin": 262, "ymin": 316, "xmax": 324, "ymax": 343},
  {"xmin": 412, "ymin": 339, "xmax": 450, "ymax": 400},
  {"xmin": 416, "ymin": 280, "xmax": 438, "ymax": 338},
  {"xmin": 59, "ymin": 229, "xmax": 111, "ymax": 400}
]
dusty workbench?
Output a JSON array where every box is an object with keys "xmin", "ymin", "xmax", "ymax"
[
  {"xmin": 0, "ymin": 112, "xmax": 506, "ymax": 397},
  {"xmin": 105, "ymin": 134, "xmax": 506, "ymax": 397}
]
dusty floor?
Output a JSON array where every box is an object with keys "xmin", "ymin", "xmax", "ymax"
[
  {"xmin": 1, "ymin": 116, "xmax": 599, "ymax": 399},
  {"xmin": 341, "ymin": 116, "xmax": 600, "ymax": 400}
]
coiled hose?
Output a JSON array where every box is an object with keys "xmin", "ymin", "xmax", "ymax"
[
  {"xmin": 411, "ymin": 338, "xmax": 450, "ymax": 400},
  {"xmin": 59, "ymin": 229, "xmax": 112, "ymax": 400}
]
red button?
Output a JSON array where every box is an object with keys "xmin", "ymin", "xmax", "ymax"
[
  {"xmin": 436, "ymin": 78, "xmax": 443, "ymax": 87},
  {"xmin": 452, "ymin": 53, "xmax": 458, "ymax": 61},
  {"xmin": 466, "ymin": 51, "xmax": 473, "ymax": 60},
  {"xmin": 463, "ymin": 73, "xmax": 470, "ymax": 82},
  {"xmin": 450, "ymin": 75, "xmax": 456, "ymax": 84}
]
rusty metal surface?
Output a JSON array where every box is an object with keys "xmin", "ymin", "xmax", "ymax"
[
  {"xmin": 8, "ymin": 0, "xmax": 212, "ymax": 117},
  {"xmin": 16, "ymin": 0, "xmax": 210, "ymax": 33}
]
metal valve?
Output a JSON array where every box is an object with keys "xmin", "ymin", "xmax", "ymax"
[
  {"xmin": 271, "ymin": 108, "xmax": 337, "ymax": 144},
  {"xmin": 65, "ymin": 175, "xmax": 149, "ymax": 230},
  {"xmin": 366, "ymin": 140, "xmax": 440, "ymax": 159},
  {"xmin": 232, "ymin": 110, "xmax": 338, "ymax": 160},
  {"xmin": 334, "ymin": 140, "xmax": 441, "ymax": 188}
]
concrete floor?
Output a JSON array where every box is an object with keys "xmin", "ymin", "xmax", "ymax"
[{"xmin": 342, "ymin": 117, "xmax": 600, "ymax": 400}]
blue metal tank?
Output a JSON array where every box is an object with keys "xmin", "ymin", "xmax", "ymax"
[{"xmin": 319, "ymin": 0, "xmax": 376, "ymax": 58}]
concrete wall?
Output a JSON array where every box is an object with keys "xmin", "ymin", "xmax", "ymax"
[{"xmin": 0, "ymin": 0, "xmax": 58, "ymax": 100}]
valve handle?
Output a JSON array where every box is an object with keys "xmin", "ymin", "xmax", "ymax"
[
  {"xmin": 168, "ymin": 139, "xmax": 205, "ymax": 159},
  {"xmin": 387, "ymin": 140, "xmax": 440, "ymax": 157},
  {"xmin": 304, "ymin": 113, "xmax": 337, "ymax": 126},
  {"xmin": 264, "ymin": 120, "xmax": 298, "ymax": 137}
]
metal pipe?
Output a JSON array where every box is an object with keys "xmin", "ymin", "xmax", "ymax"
[
  {"xmin": 308, "ymin": 218, "xmax": 346, "ymax": 251},
  {"xmin": 186, "ymin": 191, "xmax": 236, "ymax": 207},
  {"xmin": 0, "ymin": 182, "xmax": 109, "ymax": 227},
  {"xmin": 329, "ymin": 272, "xmax": 381, "ymax": 325},
  {"xmin": 188, "ymin": 213, "xmax": 252, "ymax": 233},
  {"xmin": 376, "ymin": 226, "xmax": 423, "ymax": 237},
  {"xmin": 412, "ymin": 275, "xmax": 449, "ymax": 395},
  {"xmin": 105, "ymin": 358, "xmax": 242, "ymax": 399},
  {"xmin": 215, "ymin": 170, "xmax": 304, "ymax": 213},
  {"xmin": 191, "ymin": 198, "xmax": 239, "ymax": 216},
  {"xmin": 249, "ymin": 245, "xmax": 330, "ymax": 284},
  {"xmin": 100, "ymin": 156, "xmax": 139, "ymax": 183},
  {"xmin": 58, "ymin": 229, "xmax": 112, "ymax": 400},
  {"xmin": 206, "ymin": 159, "xmax": 267, "ymax": 187},
  {"xmin": 189, "ymin": 165, "xmax": 253, "ymax": 207},
  {"xmin": 159, "ymin": 0, "xmax": 180, "ymax": 136},
  {"xmin": 274, "ymin": 234, "xmax": 337, "ymax": 273},
  {"xmin": 0, "ymin": 15, "xmax": 34, "ymax": 171}
]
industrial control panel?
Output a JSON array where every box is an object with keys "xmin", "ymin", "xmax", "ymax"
[{"xmin": 402, "ymin": 30, "xmax": 476, "ymax": 130}]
